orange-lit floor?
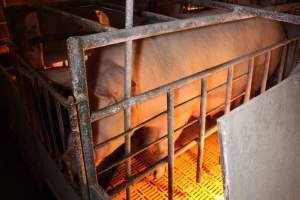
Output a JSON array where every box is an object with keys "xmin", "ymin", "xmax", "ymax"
[{"xmin": 111, "ymin": 133, "xmax": 224, "ymax": 200}]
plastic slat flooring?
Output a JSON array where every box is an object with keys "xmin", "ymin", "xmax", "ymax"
[{"xmin": 111, "ymin": 134, "xmax": 224, "ymax": 200}]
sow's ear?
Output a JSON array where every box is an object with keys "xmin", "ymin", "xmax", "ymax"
[{"xmin": 94, "ymin": 64, "xmax": 137, "ymax": 102}]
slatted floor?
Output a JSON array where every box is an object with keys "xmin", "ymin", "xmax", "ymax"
[{"xmin": 110, "ymin": 133, "xmax": 224, "ymax": 200}]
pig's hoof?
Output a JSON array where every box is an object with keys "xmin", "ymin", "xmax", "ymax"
[{"xmin": 153, "ymin": 166, "xmax": 166, "ymax": 179}]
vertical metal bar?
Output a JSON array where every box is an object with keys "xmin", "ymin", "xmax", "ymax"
[
  {"xmin": 55, "ymin": 99, "xmax": 66, "ymax": 151},
  {"xmin": 261, "ymin": 51, "xmax": 271, "ymax": 93},
  {"xmin": 277, "ymin": 45, "xmax": 288, "ymax": 83},
  {"xmin": 124, "ymin": 1, "xmax": 134, "ymax": 199},
  {"xmin": 67, "ymin": 97, "xmax": 89, "ymax": 200},
  {"xmin": 244, "ymin": 57, "xmax": 254, "ymax": 103},
  {"xmin": 225, "ymin": 66, "xmax": 234, "ymax": 114},
  {"xmin": 43, "ymin": 89, "xmax": 60, "ymax": 162},
  {"xmin": 167, "ymin": 90, "xmax": 174, "ymax": 200},
  {"xmin": 67, "ymin": 37, "xmax": 98, "ymax": 197},
  {"xmin": 292, "ymin": 40, "xmax": 299, "ymax": 69},
  {"xmin": 196, "ymin": 78, "xmax": 207, "ymax": 183},
  {"xmin": 285, "ymin": 42, "xmax": 296, "ymax": 77}
]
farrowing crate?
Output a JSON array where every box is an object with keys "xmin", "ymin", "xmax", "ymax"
[{"xmin": 5, "ymin": 1, "xmax": 300, "ymax": 200}]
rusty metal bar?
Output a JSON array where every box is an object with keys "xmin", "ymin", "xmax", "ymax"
[
  {"xmin": 261, "ymin": 51, "xmax": 271, "ymax": 93},
  {"xmin": 167, "ymin": 90, "xmax": 175, "ymax": 199},
  {"xmin": 192, "ymin": 0, "xmax": 300, "ymax": 25},
  {"xmin": 79, "ymin": 11, "xmax": 254, "ymax": 50},
  {"xmin": 27, "ymin": 4, "xmax": 116, "ymax": 32},
  {"xmin": 225, "ymin": 66, "xmax": 233, "ymax": 114},
  {"xmin": 244, "ymin": 57, "xmax": 254, "ymax": 103},
  {"xmin": 277, "ymin": 45, "xmax": 288, "ymax": 83},
  {"xmin": 196, "ymin": 78, "xmax": 207, "ymax": 183},
  {"xmin": 66, "ymin": 97, "xmax": 90, "ymax": 200},
  {"xmin": 124, "ymin": 0, "xmax": 134, "ymax": 199},
  {"xmin": 91, "ymin": 36, "xmax": 300, "ymax": 122},
  {"xmin": 67, "ymin": 37, "xmax": 99, "ymax": 198}
]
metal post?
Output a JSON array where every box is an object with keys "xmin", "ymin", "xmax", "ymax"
[
  {"xmin": 196, "ymin": 78, "xmax": 207, "ymax": 183},
  {"xmin": 225, "ymin": 66, "xmax": 233, "ymax": 114},
  {"xmin": 244, "ymin": 57, "xmax": 254, "ymax": 103},
  {"xmin": 67, "ymin": 37, "xmax": 99, "ymax": 199},
  {"xmin": 261, "ymin": 51, "xmax": 271, "ymax": 93},
  {"xmin": 124, "ymin": 0, "xmax": 134, "ymax": 199},
  {"xmin": 277, "ymin": 45, "xmax": 288, "ymax": 83},
  {"xmin": 167, "ymin": 90, "xmax": 175, "ymax": 200}
]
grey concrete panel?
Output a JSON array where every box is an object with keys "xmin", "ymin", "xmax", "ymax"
[{"xmin": 218, "ymin": 72, "xmax": 300, "ymax": 200}]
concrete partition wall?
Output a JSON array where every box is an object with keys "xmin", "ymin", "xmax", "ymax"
[{"xmin": 218, "ymin": 72, "xmax": 300, "ymax": 200}]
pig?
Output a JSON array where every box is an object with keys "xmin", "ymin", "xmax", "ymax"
[{"xmin": 44, "ymin": 17, "xmax": 286, "ymax": 180}]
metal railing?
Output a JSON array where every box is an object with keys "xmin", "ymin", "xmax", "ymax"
[{"xmin": 6, "ymin": 1, "xmax": 300, "ymax": 200}]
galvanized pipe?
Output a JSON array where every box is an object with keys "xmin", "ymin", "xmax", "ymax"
[
  {"xmin": 244, "ymin": 57, "xmax": 254, "ymax": 103},
  {"xmin": 67, "ymin": 37, "xmax": 99, "ymax": 198},
  {"xmin": 192, "ymin": 0, "xmax": 300, "ymax": 25},
  {"xmin": 196, "ymin": 78, "xmax": 207, "ymax": 183},
  {"xmin": 79, "ymin": 11, "xmax": 254, "ymax": 50},
  {"xmin": 94, "ymin": 72, "xmax": 249, "ymax": 150},
  {"xmin": 225, "ymin": 66, "xmax": 233, "ymax": 114},
  {"xmin": 124, "ymin": 0, "xmax": 134, "ymax": 199},
  {"xmin": 260, "ymin": 51, "xmax": 271, "ymax": 93},
  {"xmin": 167, "ymin": 90, "xmax": 175, "ymax": 199},
  {"xmin": 277, "ymin": 45, "xmax": 288, "ymax": 83},
  {"xmin": 91, "ymin": 36, "xmax": 300, "ymax": 122}
]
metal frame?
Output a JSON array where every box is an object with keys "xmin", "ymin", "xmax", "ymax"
[{"xmin": 5, "ymin": 1, "xmax": 300, "ymax": 200}]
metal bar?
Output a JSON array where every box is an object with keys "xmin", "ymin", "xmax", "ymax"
[
  {"xmin": 91, "ymin": 36, "xmax": 300, "ymax": 122},
  {"xmin": 94, "ymin": 72, "xmax": 248, "ymax": 150},
  {"xmin": 192, "ymin": 0, "xmax": 300, "ymax": 25},
  {"xmin": 98, "ymin": 91, "xmax": 244, "ymax": 176},
  {"xmin": 124, "ymin": 1, "xmax": 134, "ymax": 199},
  {"xmin": 225, "ymin": 66, "xmax": 233, "ymax": 114},
  {"xmin": 55, "ymin": 99, "xmax": 66, "ymax": 151},
  {"xmin": 141, "ymin": 10, "xmax": 177, "ymax": 22},
  {"xmin": 67, "ymin": 37, "xmax": 99, "ymax": 198},
  {"xmin": 277, "ymin": 45, "xmax": 288, "ymax": 83},
  {"xmin": 167, "ymin": 90, "xmax": 175, "ymax": 199},
  {"xmin": 196, "ymin": 78, "xmax": 207, "ymax": 183},
  {"xmin": 11, "ymin": 50, "xmax": 69, "ymax": 107},
  {"xmin": 43, "ymin": 88, "xmax": 61, "ymax": 164},
  {"xmin": 79, "ymin": 11, "xmax": 254, "ymax": 50},
  {"xmin": 292, "ymin": 41, "xmax": 299, "ymax": 69},
  {"xmin": 260, "ymin": 51, "xmax": 271, "ymax": 93},
  {"xmin": 108, "ymin": 139, "xmax": 198, "ymax": 195},
  {"xmin": 285, "ymin": 42, "xmax": 296, "ymax": 77},
  {"xmin": 244, "ymin": 57, "xmax": 254, "ymax": 103},
  {"xmin": 66, "ymin": 97, "xmax": 90, "ymax": 200},
  {"xmin": 27, "ymin": 4, "xmax": 116, "ymax": 32}
]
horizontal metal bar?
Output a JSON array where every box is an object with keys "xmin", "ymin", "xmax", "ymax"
[
  {"xmin": 91, "ymin": 36, "xmax": 300, "ymax": 122},
  {"xmin": 11, "ymin": 50, "xmax": 70, "ymax": 107},
  {"xmin": 108, "ymin": 138, "xmax": 198, "ymax": 195},
  {"xmin": 193, "ymin": 0, "xmax": 300, "ymax": 25},
  {"xmin": 78, "ymin": 10, "xmax": 254, "ymax": 50},
  {"xmin": 141, "ymin": 10, "xmax": 177, "ymax": 22},
  {"xmin": 25, "ymin": 4, "xmax": 117, "ymax": 32}
]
